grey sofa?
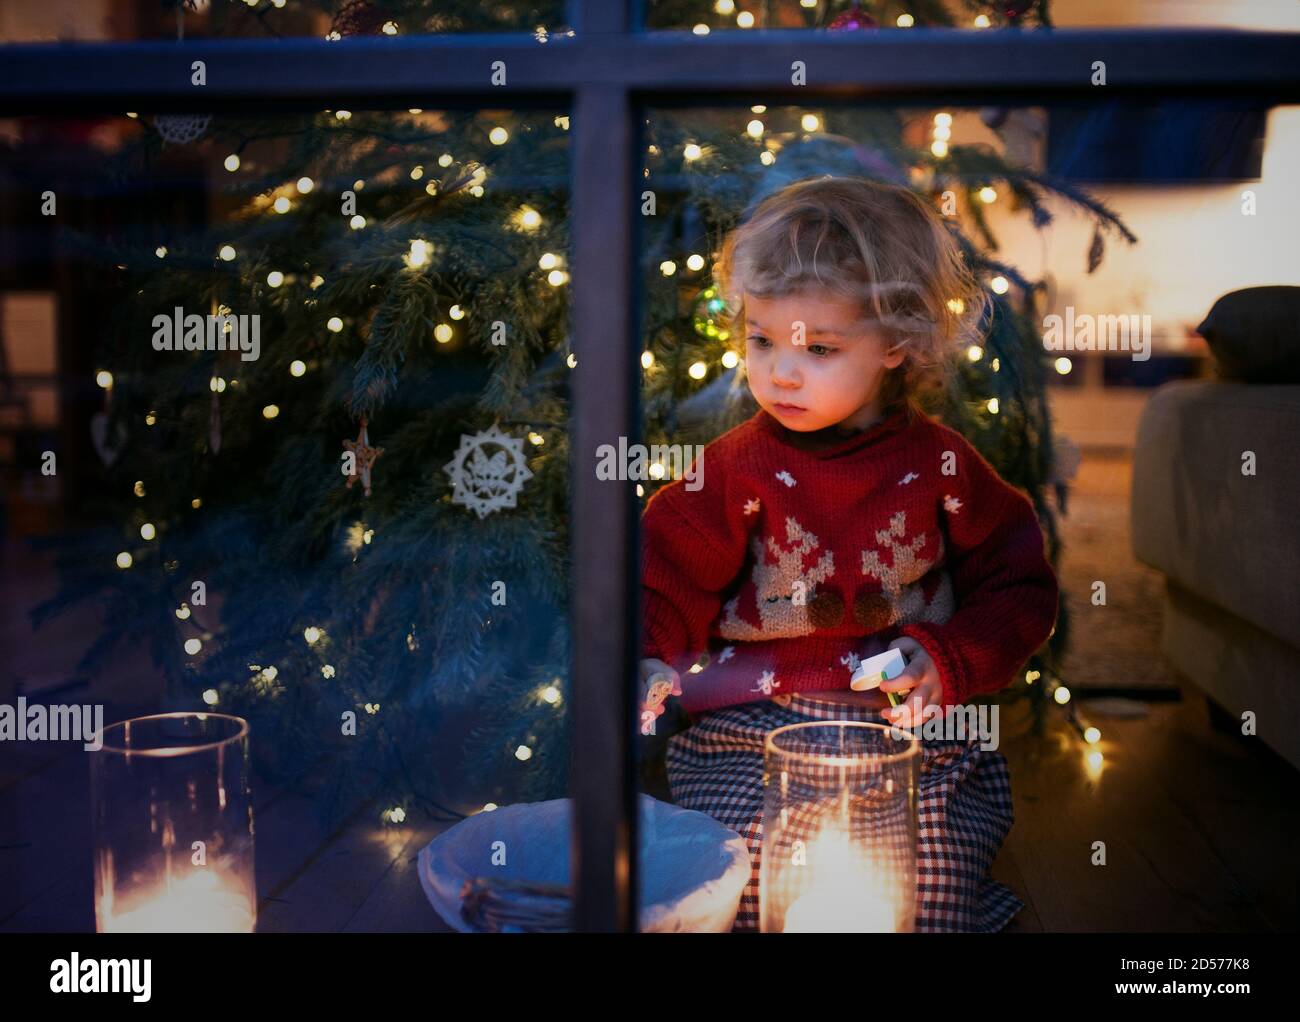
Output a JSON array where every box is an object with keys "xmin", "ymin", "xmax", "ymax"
[{"xmin": 1131, "ymin": 378, "xmax": 1300, "ymax": 771}]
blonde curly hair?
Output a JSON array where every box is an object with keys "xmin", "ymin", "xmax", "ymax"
[{"xmin": 715, "ymin": 175, "xmax": 988, "ymax": 412}]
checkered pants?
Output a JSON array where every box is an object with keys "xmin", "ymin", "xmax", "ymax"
[{"xmin": 665, "ymin": 694, "xmax": 1024, "ymax": 932}]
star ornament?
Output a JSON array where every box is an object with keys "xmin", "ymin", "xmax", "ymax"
[
  {"xmin": 443, "ymin": 423, "xmax": 535, "ymax": 518},
  {"xmin": 343, "ymin": 417, "xmax": 384, "ymax": 497}
]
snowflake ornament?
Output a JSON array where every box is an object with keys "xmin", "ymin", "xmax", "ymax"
[
  {"xmin": 944, "ymin": 494, "xmax": 963, "ymax": 514},
  {"xmin": 898, "ymin": 472, "xmax": 919, "ymax": 486},
  {"xmin": 443, "ymin": 423, "xmax": 535, "ymax": 518},
  {"xmin": 775, "ymin": 470, "xmax": 797, "ymax": 488},
  {"xmin": 753, "ymin": 670, "xmax": 780, "ymax": 696},
  {"xmin": 719, "ymin": 645, "xmax": 736, "ymax": 663},
  {"xmin": 744, "ymin": 498, "xmax": 761, "ymax": 516}
]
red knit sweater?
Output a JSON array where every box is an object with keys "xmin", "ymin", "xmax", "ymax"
[{"xmin": 641, "ymin": 402, "xmax": 1059, "ymax": 715}]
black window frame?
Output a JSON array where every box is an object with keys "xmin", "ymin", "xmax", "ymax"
[{"xmin": 2, "ymin": 0, "xmax": 1298, "ymax": 932}]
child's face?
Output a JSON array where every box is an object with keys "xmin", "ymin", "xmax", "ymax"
[{"xmin": 742, "ymin": 290, "xmax": 905, "ymax": 433}]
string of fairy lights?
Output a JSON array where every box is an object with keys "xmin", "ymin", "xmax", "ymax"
[{"xmin": 96, "ymin": 80, "xmax": 1098, "ymax": 826}]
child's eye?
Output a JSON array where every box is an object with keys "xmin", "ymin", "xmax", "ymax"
[
  {"xmin": 747, "ymin": 335, "xmax": 771, "ymax": 349},
  {"xmin": 808, "ymin": 344, "xmax": 837, "ymax": 357}
]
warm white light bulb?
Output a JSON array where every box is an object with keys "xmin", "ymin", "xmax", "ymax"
[{"xmin": 405, "ymin": 238, "xmax": 431, "ymax": 269}]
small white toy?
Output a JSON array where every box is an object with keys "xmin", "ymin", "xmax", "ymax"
[{"xmin": 850, "ymin": 648, "xmax": 909, "ymax": 704}]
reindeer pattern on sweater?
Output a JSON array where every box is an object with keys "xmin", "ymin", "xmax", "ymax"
[{"xmin": 716, "ymin": 510, "xmax": 954, "ymax": 641}]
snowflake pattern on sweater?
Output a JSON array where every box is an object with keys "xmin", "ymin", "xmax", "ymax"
[{"xmin": 640, "ymin": 403, "xmax": 1060, "ymax": 715}]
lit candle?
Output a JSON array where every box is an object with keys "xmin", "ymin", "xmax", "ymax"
[
  {"xmin": 781, "ymin": 830, "xmax": 901, "ymax": 933},
  {"xmin": 101, "ymin": 869, "xmax": 254, "ymax": 933}
]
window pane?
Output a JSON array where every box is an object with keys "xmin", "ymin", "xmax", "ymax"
[
  {"xmin": 0, "ymin": 104, "xmax": 573, "ymax": 931},
  {"xmin": 637, "ymin": 97, "xmax": 1296, "ymax": 931},
  {"xmin": 0, "ymin": 0, "xmax": 570, "ymax": 44},
  {"xmin": 643, "ymin": 0, "xmax": 1300, "ymax": 32}
]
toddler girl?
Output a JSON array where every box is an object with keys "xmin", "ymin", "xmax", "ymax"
[{"xmin": 639, "ymin": 175, "xmax": 1059, "ymax": 932}]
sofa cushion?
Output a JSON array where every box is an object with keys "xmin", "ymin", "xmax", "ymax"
[
  {"xmin": 1131, "ymin": 380, "xmax": 1300, "ymax": 649},
  {"xmin": 1196, "ymin": 286, "xmax": 1300, "ymax": 383},
  {"xmin": 1163, "ymin": 580, "xmax": 1300, "ymax": 772}
]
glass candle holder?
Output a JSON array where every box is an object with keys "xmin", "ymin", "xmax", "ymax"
[
  {"xmin": 91, "ymin": 712, "xmax": 256, "ymax": 933},
  {"xmin": 761, "ymin": 721, "xmax": 919, "ymax": 933}
]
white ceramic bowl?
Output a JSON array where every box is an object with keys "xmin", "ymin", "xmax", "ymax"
[{"xmin": 418, "ymin": 793, "xmax": 750, "ymax": 932}]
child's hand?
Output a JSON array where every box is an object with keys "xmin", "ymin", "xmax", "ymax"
[
  {"xmin": 878, "ymin": 637, "xmax": 943, "ymax": 729},
  {"xmin": 639, "ymin": 658, "xmax": 682, "ymax": 736}
]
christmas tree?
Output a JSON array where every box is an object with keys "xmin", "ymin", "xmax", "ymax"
[{"xmin": 32, "ymin": 0, "xmax": 1132, "ymax": 827}]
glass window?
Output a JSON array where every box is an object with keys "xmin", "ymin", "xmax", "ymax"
[
  {"xmin": 0, "ymin": 103, "xmax": 573, "ymax": 930},
  {"xmin": 0, "ymin": 0, "xmax": 570, "ymax": 44},
  {"xmin": 635, "ymin": 94, "xmax": 1296, "ymax": 927},
  {"xmin": 642, "ymin": 0, "xmax": 1300, "ymax": 32}
]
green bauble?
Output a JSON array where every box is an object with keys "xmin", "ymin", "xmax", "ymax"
[{"xmin": 691, "ymin": 284, "xmax": 731, "ymax": 342}]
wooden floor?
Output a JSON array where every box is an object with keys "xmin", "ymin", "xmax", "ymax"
[
  {"xmin": 3, "ymin": 675, "xmax": 1295, "ymax": 932},
  {"xmin": 993, "ymin": 689, "xmax": 1298, "ymax": 932}
]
